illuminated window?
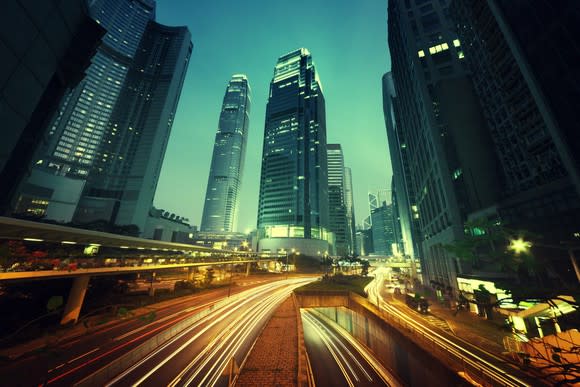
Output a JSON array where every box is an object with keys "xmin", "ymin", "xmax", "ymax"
[
  {"xmin": 418, "ymin": 50, "xmax": 425, "ymax": 58},
  {"xmin": 458, "ymin": 51, "xmax": 465, "ymax": 59},
  {"xmin": 429, "ymin": 46, "xmax": 437, "ymax": 54},
  {"xmin": 453, "ymin": 39, "xmax": 460, "ymax": 47},
  {"xmin": 441, "ymin": 43, "xmax": 449, "ymax": 50}
]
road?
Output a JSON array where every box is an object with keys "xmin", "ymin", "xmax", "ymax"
[
  {"xmin": 106, "ymin": 278, "xmax": 310, "ymax": 387},
  {"xmin": 366, "ymin": 268, "xmax": 537, "ymax": 387},
  {"xmin": 302, "ymin": 309, "xmax": 398, "ymax": 387},
  {"xmin": 0, "ymin": 277, "xmax": 310, "ymax": 386}
]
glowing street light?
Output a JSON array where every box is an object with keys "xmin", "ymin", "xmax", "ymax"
[{"xmin": 508, "ymin": 238, "xmax": 532, "ymax": 254}]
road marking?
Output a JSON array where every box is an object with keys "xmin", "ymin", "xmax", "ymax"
[{"xmin": 67, "ymin": 347, "xmax": 100, "ymax": 364}]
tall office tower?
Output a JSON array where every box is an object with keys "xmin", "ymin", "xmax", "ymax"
[
  {"xmin": 371, "ymin": 201, "xmax": 395, "ymax": 256},
  {"xmin": 388, "ymin": 0, "xmax": 500, "ymax": 292},
  {"xmin": 257, "ymin": 48, "xmax": 330, "ymax": 256},
  {"xmin": 450, "ymin": 1, "xmax": 580, "ymax": 279},
  {"xmin": 363, "ymin": 190, "xmax": 388, "ymax": 231},
  {"xmin": 0, "ymin": 0, "xmax": 104, "ymax": 215},
  {"xmin": 382, "ymin": 72, "xmax": 416, "ymax": 259},
  {"xmin": 11, "ymin": 0, "xmax": 156, "ymax": 222},
  {"xmin": 390, "ymin": 177, "xmax": 404, "ymax": 256},
  {"xmin": 327, "ymin": 144, "xmax": 348, "ymax": 256},
  {"xmin": 73, "ymin": 22, "xmax": 192, "ymax": 233},
  {"xmin": 343, "ymin": 167, "xmax": 357, "ymax": 255},
  {"xmin": 201, "ymin": 75, "xmax": 251, "ymax": 232}
]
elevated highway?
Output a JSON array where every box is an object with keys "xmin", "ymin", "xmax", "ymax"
[{"xmin": 0, "ymin": 216, "xmax": 280, "ymax": 324}]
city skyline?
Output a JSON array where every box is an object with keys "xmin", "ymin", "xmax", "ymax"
[{"xmin": 153, "ymin": 0, "xmax": 392, "ymax": 232}]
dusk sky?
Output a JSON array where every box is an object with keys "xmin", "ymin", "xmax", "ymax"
[{"xmin": 153, "ymin": 0, "xmax": 392, "ymax": 232}]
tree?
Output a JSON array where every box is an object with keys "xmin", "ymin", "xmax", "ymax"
[
  {"xmin": 360, "ymin": 260, "xmax": 370, "ymax": 277},
  {"xmin": 204, "ymin": 268, "xmax": 215, "ymax": 286},
  {"xmin": 320, "ymin": 257, "xmax": 333, "ymax": 276}
]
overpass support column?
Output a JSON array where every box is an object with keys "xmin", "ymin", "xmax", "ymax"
[
  {"xmin": 149, "ymin": 272, "xmax": 156, "ymax": 297},
  {"xmin": 60, "ymin": 275, "xmax": 90, "ymax": 325},
  {"xmin": 245, "ymin": 262, "xmax": 251, "ymax": 277},
  {"xmin": 187, "ymin": 267, "xmax": 195, "ymax": 281}
]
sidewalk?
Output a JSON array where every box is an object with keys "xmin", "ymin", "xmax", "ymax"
[{"xmin": 235, "ymin": 295, "xmax": 304, "ymax": 387}]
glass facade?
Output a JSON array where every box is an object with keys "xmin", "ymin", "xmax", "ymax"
[
  {"xmin": 343, "ymin": 167, "xmax": 356, "ymax": 255},
  {"xmin": 40, "ymin": 0, "xmax": 155, "ymax": 178},
  {"xmin": 257, "ymin": 48, "xmax": 329, "ymax": 243},
  {"xmin": 382, "ymin": 72, "xmax": 416, "ymax": 258},
  {"xmin": 74, "ymin": 22, "xmax": 192, "ymax": 233},
  {"xmin": 12, "ymin": 0, "xmax": 156, "ymax": 222},
  {"xmin": 327, "ymin": 144, "xmax": 348, "ymax": 256},
  {"xmin": 201, "ymin": 75, "xmax": 251, "ymax": 232}
]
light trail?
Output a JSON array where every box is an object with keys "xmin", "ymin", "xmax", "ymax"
[
  {"xmin": 188, "ymin": 283, "xmax": 303, "ymax": 386},
  {"xmin": 304, "ymin": 309, "xmax": 401, "ymax": 387},
  {"xmin": 106, "ymin": 278, "xmax": 313, "ymax": 386},
  {"xmin": 366, "ymin": 270, "xmax": 530, "ymax": 387},
  {"xmin": 302, "ymin": 311, "xmax": 361, "ymax": 386},
  {"xmin": 107, "ymin": 281, "xmax": 289, "ymax": 386}
]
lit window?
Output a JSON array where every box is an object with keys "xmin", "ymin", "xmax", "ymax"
[
  {"xmin": 458, "ymin": 51, "xmax": 465, "ymax": 59},
  {"xmin": 429, "ymin": 46, "xmax": 437, "ymax": 54},
  {"xmin": 442, "ymin": 43, "xmax": 449, "ymax": 50},
  {"xmin": 453, "ymin": 39, "xmax": 460, "ymax": 47},
  {"xmin": 418, "ymin": 50, "xmax": 425, "ymax": 58}
]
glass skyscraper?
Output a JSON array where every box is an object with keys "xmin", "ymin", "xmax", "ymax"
[
  {"xmin": 74, "ymin": 22, "xmax": 192, "ymax": 233},
  {"xmin": 257, "ymin": 48, "xmax": 330, "ymax": 256},
  {"xmin": 41, "ymin": 0, "xmax": 156, "ymax": 178},
  {"xmin": 327, "ymin": 144, "xmax": 348, "ymax": 256},
  {"xmin": 13, "ymin": 0, "xmax": 156, "ymax": 222},
  {"xmin": 201, "ymin": 75, "xmax": 251, "ymax": 232},
  {"xmin": 343, "ymin": 167, "xmax": 357, "ymax": 255}
]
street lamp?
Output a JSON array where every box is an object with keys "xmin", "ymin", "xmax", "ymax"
[
  {"xmin": 508, "ymin": 238, "xmax": 532, "ymax": 254},
  {"xmin": 509, "ymin": 238, "xmax": 580, "ymax": 283}
]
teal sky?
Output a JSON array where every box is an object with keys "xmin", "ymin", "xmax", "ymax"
[{"xmin": 153, "ymin": 0, "xmax": 392, "ymax": 232}]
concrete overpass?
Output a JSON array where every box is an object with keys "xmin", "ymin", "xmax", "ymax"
[{"xmin": 0, "ymin": 217, "xmax": 280, "ymax": 324}]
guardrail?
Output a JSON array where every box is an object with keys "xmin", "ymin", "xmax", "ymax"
[
  {"xmin": 350, "ymin": 293, "xmax": 535, "ymax": 387},
  {"xmin": 74, "ymin": 293, "xmax": 243, "ymax": 387}
]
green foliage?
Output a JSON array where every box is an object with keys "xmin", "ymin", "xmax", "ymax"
[
  {"xmin": 46, "ymin": 296, "xmax": 63, "ymax": 312},
  {"xmin": 443, "ymin": 218, "xmax": 536, "ymax": 272},
  {"xmin": 204, "ymin": 268, "xmax": 215, "ymax": 286},
  {"xmin": 139, "ymin": 311, "xmax": 156, "ymax": 323},
  {"xmin": 360, "ymin": 260, "xmax": 370, "ymax": 276},
  {"xmin": 295, "ymin": 274, "xmax": 372, "ymax": 297}
]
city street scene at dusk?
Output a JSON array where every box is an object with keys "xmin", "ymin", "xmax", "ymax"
[{"xmin": 0, "ymin": 0, "xmax": 579, "ymax": 386}]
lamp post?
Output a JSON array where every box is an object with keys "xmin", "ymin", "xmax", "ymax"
[
  {"xmin": 509, "ymin": 237, "xmax": 580, "ymax": 283},
  {"xmin": 508, "ymin": 238, "xmax": 532, "ymax": 255}
]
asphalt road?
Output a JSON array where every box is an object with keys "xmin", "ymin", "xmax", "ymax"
[
  {"xmin": 0, "ymin": 276, "xmax": 303, "ymax": 386},
  {"xmin": 106, "ymin": 278, "xmax": 311, "ymax": 387},
  {"xmin": 302, "ymin": 309, "xmax": 397, "ymax": 387}
]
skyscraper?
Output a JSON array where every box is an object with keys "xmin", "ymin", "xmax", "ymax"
[
  {"xmin": 450, "ymin": 0, "xmax": 580, "ymax": 280},
  {"xmin": 73, "ymin": 22, "xmax": 192, "ymax": 233},
  {"xmin": 382, "ymin": 72, "xmax": 416, "ymax": 258},
  {"xmin": 371, "ymin": 201, "xmax": 395, "ymax": 256},
  {"xmin": 257, "ymin": 48, "xmax": 330, "ymax": 256},
  {"xmin": 388, "ymin": 0, "xmax": 500, "ymax": 293},
  {"xmin": 38, "ymin": 0, "xmax": 156, "ymax": 177},
  {"xmin": 343, "ymin": 167, "xmax": 357, "ymax": 255},
  {"xmin": 327, "ymin": 144, "xmax": 348, "ymax": 256},
  {"xmin": 0, "ymin": 0, "xmax": 104, "ymax": 215},
  {"xmin": 390, "ymin": 176, "xmax": 404, "ymax": 256},
  {"xmin": 201, "ymin": 75, "xmax": 251, "ymax": 232}
]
